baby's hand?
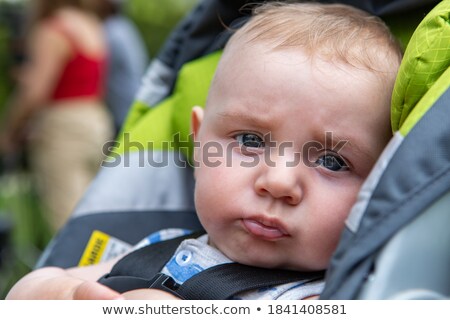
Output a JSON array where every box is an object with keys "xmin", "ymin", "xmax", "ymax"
[{"xmin": 122, "ymin": 289, "xmax": 180, "ymax": 300}]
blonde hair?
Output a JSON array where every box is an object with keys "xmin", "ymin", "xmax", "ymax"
[{"xmin": 227, "ymin": 2, "xmax": 402, "ymax": 73}]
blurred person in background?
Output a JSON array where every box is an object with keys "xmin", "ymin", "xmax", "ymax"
[
  {"xmin": 99, "ymin": 0, "xmax": 149, "ymax": 135},
  {"xmin": 0, "ymin": 0, "xmax": 113, "ymax": 232}
]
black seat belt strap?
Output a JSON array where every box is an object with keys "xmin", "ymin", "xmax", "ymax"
[
  {"xmin": 99, "ymin": 230, "xmax": 325, "ymax": 299},
  {"xmin": 176, "ymin": 263, "xmax": 325, "ymax": 300},
  {"xmin": 98, "ymin": 231, "xmax": 205, "ymax": 293}
]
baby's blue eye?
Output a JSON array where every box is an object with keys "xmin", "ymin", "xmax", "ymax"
[
  {"xmin": 316, "ymin": 154, "xmax": 349, "ymax": 171},
  {"xmin": 235, "ymin": 133, "xmax": 264, "ymax": 148}
]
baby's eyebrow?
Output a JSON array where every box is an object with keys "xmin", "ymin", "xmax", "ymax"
[
  {"xmin": 330, "ymin": 133, "xmax": 376, "ymax": 163},
  {"xmin": 217, "ymin": 110, "xmax": 274, "ymax": 128}
]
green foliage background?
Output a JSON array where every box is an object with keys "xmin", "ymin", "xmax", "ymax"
[{"xmin": 124, "ymin": 0, "xmax": 199, "ymax": 58}]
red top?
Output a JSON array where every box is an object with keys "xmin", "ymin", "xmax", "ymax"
[{"xmin": 46, "ymin": 19, "xmax": 107, "ymax": 101}]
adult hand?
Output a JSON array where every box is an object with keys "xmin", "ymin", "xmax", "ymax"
[{"xmin": 6, "ymin": 267, "xmax": 123, "ymax": 300}]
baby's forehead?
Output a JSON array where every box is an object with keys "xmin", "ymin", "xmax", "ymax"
[
  {"xmin": 216, "ymin": 39, "xmax": 389, "ymax": 87},
  {"xmin": 229, "ymin": 37, "xmax": 395, "ymax": 81},
  {"xmin": 206, "ymin": 45, "xmax": 391, "ymax": 120}
]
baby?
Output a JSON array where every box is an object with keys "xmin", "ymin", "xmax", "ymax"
[{"xmin": 7, "ymin": 2, "xmax": 402, "ymax": 300}]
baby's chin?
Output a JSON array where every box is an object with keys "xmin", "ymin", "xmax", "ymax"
[{"xmin": 210, "ymin": 235, "xmax": 328, "ymax": 271}]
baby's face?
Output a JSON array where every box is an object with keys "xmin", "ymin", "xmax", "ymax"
[{"xmin": 192, "ymin": 43, "xmax": 393, "ymax": 271}]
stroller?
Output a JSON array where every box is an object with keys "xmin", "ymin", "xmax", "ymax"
[{"xmin": 36, "ymin": 0, "xmax": 449, "ymax": 299}]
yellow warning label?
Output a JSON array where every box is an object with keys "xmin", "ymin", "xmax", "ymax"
[{"xmin": 78, "ymin": 230, "xmax": 109, "ymax": 266}]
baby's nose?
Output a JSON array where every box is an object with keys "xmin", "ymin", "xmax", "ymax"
[{"xmin": 254, "ymin": 153, "xmax": 303, "ymax": 205}]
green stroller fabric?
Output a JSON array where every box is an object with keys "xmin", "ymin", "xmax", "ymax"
[
  {"xmin": 112, "ymin": 51, "xmax": 221, "ymax": 162},
  {"xmin": 392, "ymin": 1, "xmax": 450, "ymax": 134}
]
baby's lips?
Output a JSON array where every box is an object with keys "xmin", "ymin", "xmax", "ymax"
[{"xmin": 242, "ymin": 218, "xmax": 288, "ymax": 240}]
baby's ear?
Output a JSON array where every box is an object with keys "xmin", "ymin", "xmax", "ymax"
[
  {"xmin": 191, "ymin": 106, "xmax": 204, "ymax": 172},
  {"xmin": 191, "ymin": 106, "xmax": 204, "ymax": 142}
]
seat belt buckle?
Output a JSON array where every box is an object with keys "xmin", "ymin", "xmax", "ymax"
[{"xmin": 148, "ymin": 273, "xmax": 184, "ymax": 299}]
